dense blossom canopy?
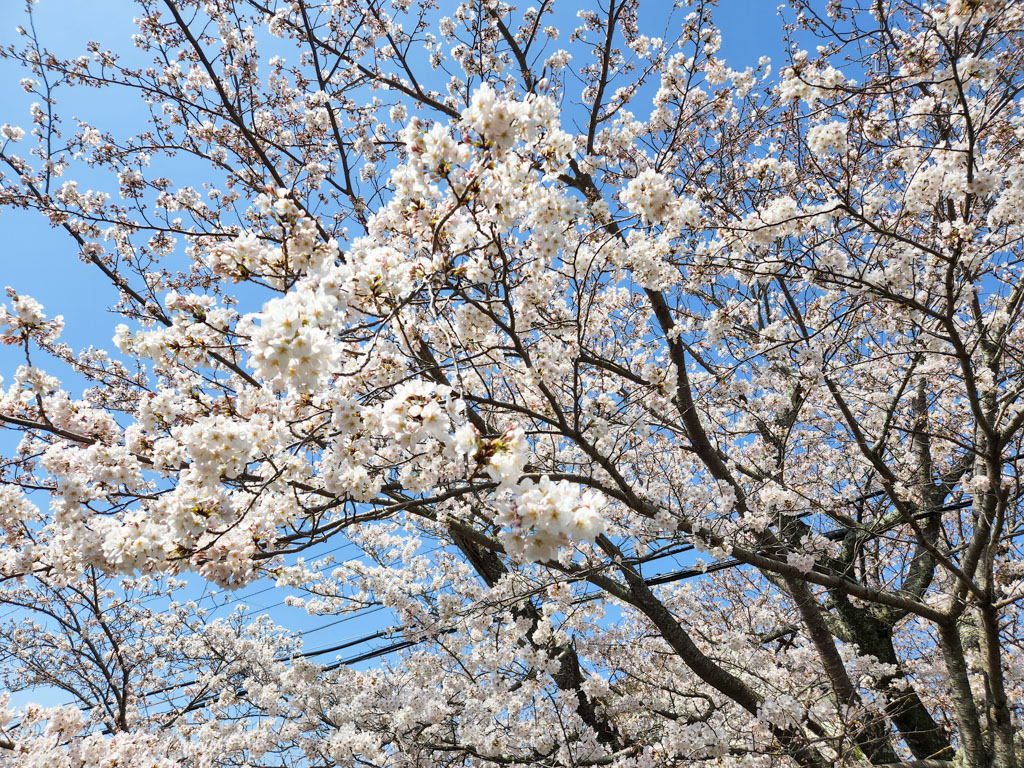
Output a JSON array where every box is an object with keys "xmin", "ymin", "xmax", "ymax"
[{"xmin": 1, "ymin": 0, "xmax": 1024, "ymax": 766}]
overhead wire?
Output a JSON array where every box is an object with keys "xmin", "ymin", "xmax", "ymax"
[{"xmin": 0, "ymin": 495, "xmax": 979, "ymax": 738}]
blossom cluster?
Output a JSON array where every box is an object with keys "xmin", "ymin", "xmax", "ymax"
[
  {"xmin": 0, "ymin": 292, "xmax": 64, "ymax": 345},
  {"xmin": 494, "ymin": 476, "xmax": 605, "ymax": 562}
]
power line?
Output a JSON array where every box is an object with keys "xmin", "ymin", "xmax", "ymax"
[
  {"xmin": 123, "ymin": 497, "xmax": 980, "ymax": 700},
  {"xmin": 1, "ymin": 496, "xmax": 978, "ymax": 736}
]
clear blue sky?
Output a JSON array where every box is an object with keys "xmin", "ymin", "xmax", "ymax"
[{"xmin": 0, "ymin": 0, "xmax": 786, "ymax": 364}]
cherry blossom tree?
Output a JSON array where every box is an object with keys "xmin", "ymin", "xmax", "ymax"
[{"xmin": 1, "ymin": 0, "xmax": 1023, "ymax": 765}]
